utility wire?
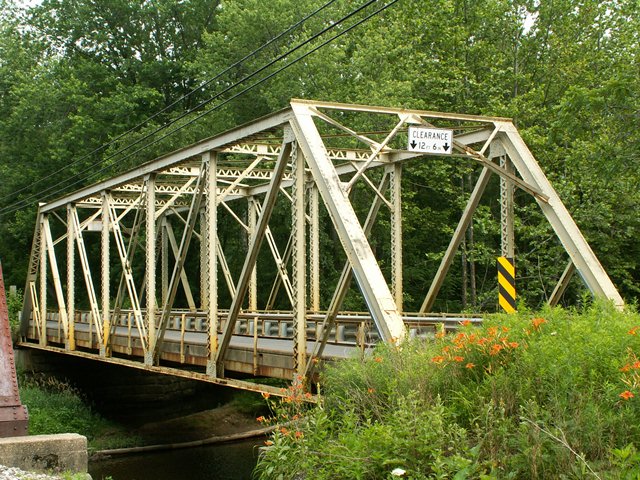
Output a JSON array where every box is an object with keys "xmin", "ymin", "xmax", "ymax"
[
  {"xmin": 54, "ymin": 0, "xmax": 402, "ymax": 193},
  {"xmin": 0, "ymin": 0, "xmax": 379, "ymax": 217},
  {"xmin": 0, "ymin": 0, "xmax": 340, "ymax": 205},
  {"xmin": 0, "ymin": 0, "xmax": 400, "ymax": 218}
]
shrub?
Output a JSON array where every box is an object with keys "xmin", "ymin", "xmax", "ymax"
[
  {"xmin": 18, "ymin": 372, "xmax": 126, "ymax": 449},
  {"xmin": 6, "ymin": 288, "xmax": 23, "ymax": 330},
  {"xmin": 255, "ymin": 303, "xmax": 640, "ymax": 478}
]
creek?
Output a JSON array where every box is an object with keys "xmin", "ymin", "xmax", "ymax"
[{"xmin": 88, "ymin": 438, "xmax": 263, "ymax": 480}]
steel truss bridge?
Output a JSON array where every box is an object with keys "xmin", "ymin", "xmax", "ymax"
[{"xmin": 18, "ymin": 100, "xmax": 623, "ymax": 396}]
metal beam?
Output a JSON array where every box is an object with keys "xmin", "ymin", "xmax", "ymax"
[
  {"xmin": 291, "ymin": 143, "xmax": 307, "ymax": 376},
  {"xmin": 549, "ymin": 260, "xmax": 576, "ymax": 307},
  {"xmin": 164, "ymin": 222, "xmax": 197, "ymax": 312},
  {"xmin": 389, "ymin": 163, "xmax": 403, "ymax": 311},
  {"xmin": 145, "ymin": 175, "xmax": 156, "ymax": 364},
  {"xmin": 306, "ymin": 172, "xmax": 390, "ymax": 376},
  {"xmin": 420, "ymin": 167, "xmax": 492, "ymax": 313},
  {"xmin": 152, "ymin": 156, "xmax": 207, "ymax": 363},
  {"xmin": 214, "ymin": 138, "xmax": 293, "ymax": 375},
  {"xmin": 42, "ymin": 216, "xmax": 69, "ymax": 342},
  {"xmin": 205, "ymin": 153, "xmax": 218, "ymax": 376},
  {"xmin": 291, "ymin": 103, "xmax": 405, "ymax": 343},
  {"xmin": 66, "ymin": 205, "xmax": 75, "ymax": 350},
  {"xmin": 498, "ymin": 124, "xmax": 624, "ymax": 307},
  {"xmin": 100, "ymin": 193, "xmax": 110, "ymax": 354},
  {"xmin": 105, "ymin": 194, "xmax": 147, "ymax": 351},
  {"xmin": 70, "ymin": 207, "xmax": 102, "ymax": 345},
  {"xmin": 41, "ymin": 109, "xmax": 293, "ymax": 213}
]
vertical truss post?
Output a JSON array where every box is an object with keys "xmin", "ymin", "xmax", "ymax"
[
  {"xmin": 248, "ymin": 197, "xmax": 258, "ymax": 312},
  {"xmin": 389, "ymin": 163, "xmax": 403, "ymax": 311},
  {"xmin": 291, "ymin": 143, "xmax": 307, "ymax": 376},
  {"xmin": 309, "ymin": 185, "xmax": 320, "ymax": 312},
  {"xmin": 420, "ymin": 167, "xmax": 492, "ymax": 313},
  {"xmin": 291, "ymin": 104, "xmax": 405, "ymax": 343},
  {"xmin": 66, "ymin": 205, "xmax": 75, "ymax": 350},
  {"xmin": 500, "ymin": 156, "xmax": 515, "ymax": 258},
  {"xmin": 161, "ymin": 217, "xmax": 169, "ymax": 308},
  {"xmin": 205, "ymin": 153, "xmax": 218, "ymax": 376},
  {"xmin": 200, "ymin": 211, "xmax": 208, "ymax": 310},
  {"xmin": 100, "ymin": 193, "xmax": 110, "ymax": 355},
  {"xmin": 38, "ymin": 216, "xmax": 47, "ymax": 346},
  {"xmin": 145, "ymin": 174, "xmax": 156, "ymax": 365},
  {"xmin": 214, "ymin": 138, "xmax": 292, "ymax": 375}
]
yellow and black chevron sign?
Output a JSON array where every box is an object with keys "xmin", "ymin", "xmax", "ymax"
[{"xmin": 497, "ymin": 256, "xmax": 516, "ymax": 313}]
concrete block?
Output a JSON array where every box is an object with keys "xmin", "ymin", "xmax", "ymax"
[{"xmin": 0, "ymin": 433, "xmax": 87, "ymax": 474}]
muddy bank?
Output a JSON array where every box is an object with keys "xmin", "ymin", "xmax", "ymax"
[{"xmin": 126, "ymin": 403, "xmax": 263, "ymax": 445}]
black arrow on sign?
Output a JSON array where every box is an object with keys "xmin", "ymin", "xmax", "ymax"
[
  {"xmin": 410, "ymin": 140, "xmax": 417, "ymax": 149},
  {"xmin": 443, "ymin": 143, "xmax": 450, "ymax": 151}
]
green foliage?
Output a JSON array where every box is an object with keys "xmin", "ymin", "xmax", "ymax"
[
  {"xmin": 256, "ymin": 305, "xmax": 640, "ymax": 478},
  {"xmin": 6, "ymin": 287, "xmax": 22, "ymax": 329},
  {"xmin": 1, "ymin": 0, "xmax": 640, "ymax": 309},
  {"xmin": 18, "ymin": 372, "xmax": 131, "ymax": 450}
]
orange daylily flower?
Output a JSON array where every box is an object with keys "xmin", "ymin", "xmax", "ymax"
[
  {"xmin": 453, "ymin": 356, "xmax": 464, "ymax": 362},
  {"xmin": 628, "ymin": 327, "xmax": 639, "ymax": 335},
  {"xmin": 454, "ymin": 332, "xmax": 466, "ymax": 343},
  {"xmin": 490, "ymin": 344, "xmax": 503, "ymax": 355},
  {"xmin": 509, "ymin": 342, "xmax": 519, "ymax": 349},
  {"xmin": 460, "ymin": 319, "xmax": 472, "ymax": 327},
  {"xmin": 262, "ymin": 392, "xmax": 271, "ymax": 399},
  {"xmin": 264, "ymin": 440, "xmax": 274, "ymax": 446},
  {"xmin": 620, "ymin": 390, "xmax": 635, "ymax": 400},
  {"xmin": 531, "ymin": 317, "xmax": 547, "ymax": 329},
  {"xmin": 295, "ymin": 431, "xmax": 303, "ymax": 439},
  {"xmin": 465, "ymin": 362, "xmax": 475, "ymax": 369},
  {"xmin": 256, "ymin": 416, "xmax": 266, "ymax": 423},
  {"xmin": 431, "ymin": 355, "xmax": 445, "ymax": 364}
]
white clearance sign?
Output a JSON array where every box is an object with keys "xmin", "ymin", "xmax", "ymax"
[{"xmin": 407, "ymin": 127, "xmax": 453, "ymax": 154}]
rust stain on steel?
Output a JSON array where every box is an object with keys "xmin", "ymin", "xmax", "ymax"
[
  {"xmin": 0, "ymin": 262, "xmax": 28, "ymax": 437},
  {"xmin": 20, "ymin": 343, "xmax": 317, "ymax": 402}
]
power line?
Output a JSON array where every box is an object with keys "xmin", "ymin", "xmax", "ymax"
[
  {"xmin": 0, "ymin": 0, "xmax": 378, "ymax": 217},
  {"xmin": 0, "ymin": 0, "xmax": 340, "ymax": 205},
  {"xmin": 0, "ymin": 0, "xmax": 400, "ymax": 218}
]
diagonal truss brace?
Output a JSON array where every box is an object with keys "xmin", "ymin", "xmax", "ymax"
[
  {"xmin": 214, "ymin": 137, "xmax": 293, "ymax": 376},
  {"xmin": 497, "ymin": 124, "xmax": 623, "ymax": 307},
  {"xmin": 104, "ymin": 193, "xmax": 148, "ymax": 351},
  {"xmin": 290, "ymin": 102, "xmax": 406, "ymax": 343}
]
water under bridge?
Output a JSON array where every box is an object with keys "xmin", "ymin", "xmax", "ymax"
[{"xmin": 17, "ymin": 99, "xmax": 623, "ymax": 397}]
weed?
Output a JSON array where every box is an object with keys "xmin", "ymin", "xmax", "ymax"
[{"xmin": 255, "ymin": 303, "xmax": 640, "ymax": 478}]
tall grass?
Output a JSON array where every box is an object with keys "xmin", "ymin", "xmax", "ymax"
[
  {"xmin": 255, "ymin": 303, "xmax": 640, "ymax": 479},
  {"xmin": 19, "ymin": 373, "xmax": 133, "ymax": 450}
]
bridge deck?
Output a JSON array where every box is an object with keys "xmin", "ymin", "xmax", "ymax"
[{"xmin": 19, "ymin": 310, "xmax": 480, "ymax": 393}]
